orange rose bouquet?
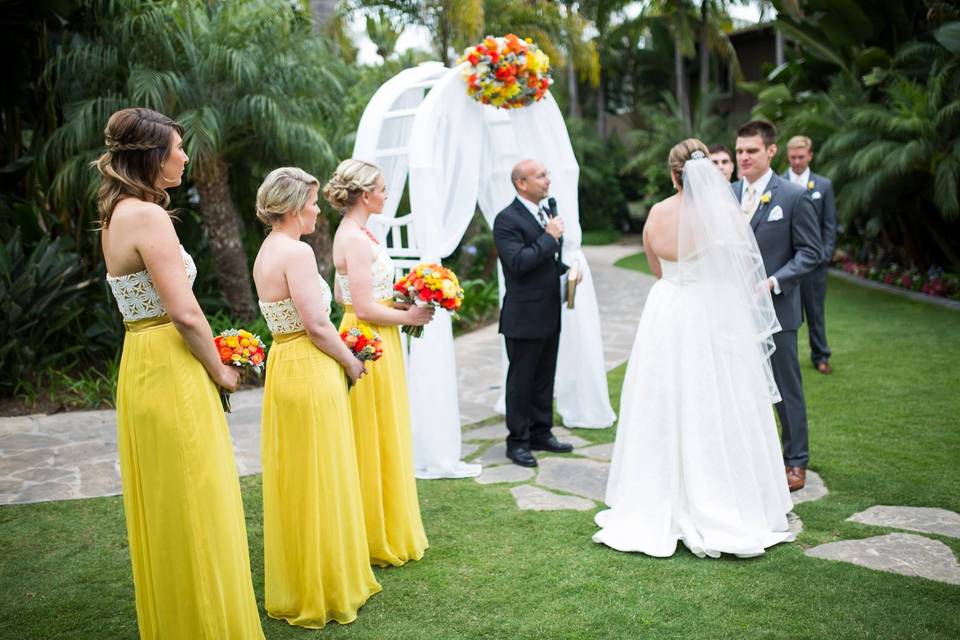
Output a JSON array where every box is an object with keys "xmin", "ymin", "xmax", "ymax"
[
  {"xmin": 394, "ymin": 263, "xmax": 464, "ymax": 338},
  {"xmin": 214, "ymin": 329, "xmax": 266, "ymax": 412},
  {"xmin": 340, "ymin": 326, "xmax": 383, "ymax": 387}
]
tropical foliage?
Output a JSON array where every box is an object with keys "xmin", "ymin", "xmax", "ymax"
[
  {"xmin": 42, "ymin": 0, "xmax": 352, "ymax": 320},
  {"xmin": 749, "ymin": 1, "xmax": 960, "ymax": 271}
]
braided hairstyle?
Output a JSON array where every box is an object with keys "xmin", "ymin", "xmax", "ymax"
[
  {"xmin": 322, "ymin": 159, "xmax": 383, "ymax": 212},
  {"xmin": 94, "ymin": 108, "xmax": 184, "ymax": 227}
]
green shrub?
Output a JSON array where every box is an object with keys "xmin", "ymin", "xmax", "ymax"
[{"xmin": 0, "ymin": 231, "xmax": 95, "ymax": 396}]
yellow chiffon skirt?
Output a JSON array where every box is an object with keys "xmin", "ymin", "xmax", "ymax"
[
  {"xmin": 340, "ymin": 305, "xmax": 428, "ymax": 566},
  {"xmin": 261, "ymin": 331, "xmax": 381, "ymax": 627},
  {"xmin": 114, "ymin": 316, "xmax": 264, "ymax": 640}
]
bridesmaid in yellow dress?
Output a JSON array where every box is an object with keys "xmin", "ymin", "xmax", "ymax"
[
  {"xmin": 252, "ymin": 167, "xmax": 381, "ymax": 627},
  {"xmin": 324, "ymin": 159, "xmax": 434, "ymax": 566},
  {"xmin": 98, "ymin": 108, "xmax": 264, "ymax": 639}
]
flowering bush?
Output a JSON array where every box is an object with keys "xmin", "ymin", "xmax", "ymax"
[
  {"xmin": 834, "ymin": 250, "xmax": 960, "ymax": 300},
  {"xmin": 459, "ymin": 34, "xmax": 552, "ymax": 109}
]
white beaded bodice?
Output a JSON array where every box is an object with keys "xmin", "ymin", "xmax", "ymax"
[
  {"xmin": 106, "ymin": 245, "xmax": 196, "ymax": 322},
  {"xmin": 335, "ymin": 240, "xmax": 395, "ymax": 303},
  {"xmin": 259, "ymin": 276, "xmax": 332, "ymax": 334}
]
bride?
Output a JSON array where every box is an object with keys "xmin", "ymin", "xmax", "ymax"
[{"xmin": 593, "ymin": 139, "xmax": 795, "ymax": 558}]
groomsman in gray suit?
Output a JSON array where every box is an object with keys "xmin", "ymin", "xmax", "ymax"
[
  {"xmin": 784, "ymin": 135, "xmax": 837, "ymax": 375},
  {"xmin": 733, "ymin": 120, "xmax": 822, "ymax": 491}
]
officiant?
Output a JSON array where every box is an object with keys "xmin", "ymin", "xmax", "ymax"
[{"xmin": 493, "ymin": 159, "xmax": 576, "ymax": 468}]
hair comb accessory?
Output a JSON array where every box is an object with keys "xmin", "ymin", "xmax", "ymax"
[{"xmin": 690, "ymin": 150, "xmax": 706, "ymax": 160}]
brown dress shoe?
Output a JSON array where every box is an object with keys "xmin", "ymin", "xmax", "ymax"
[
  {"xmin": 816, "ymin": 361, "xmax": 833, "ymax": 375},
  {"xmin": 786, "ymin": 466, "xmax": 806, "ymax": 492}
]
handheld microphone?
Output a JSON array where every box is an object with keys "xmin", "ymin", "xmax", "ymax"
[
  {"xmin": 547, "ymin": 197, "xmax": 557, "ymax": 218},
  {"xmin": 546, "ymin": 197, "xmax": 563, "ymax": 266}
]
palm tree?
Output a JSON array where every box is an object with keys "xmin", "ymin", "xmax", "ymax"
[
  {"xmin": 42, "ymin": 0, "xmax": 348, "ymax": 321},
  {"xmin": 819, "ymin": 36, "xmax": 960, "ymax": 269},
  {"xmin": 351, "ymin": 0, "xmax": 484, "ymax": 64}
]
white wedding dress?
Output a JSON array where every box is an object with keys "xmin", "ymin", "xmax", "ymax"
[{"xmin": 593, "ymin": 158, "xmax": 795, "ymax": 558}]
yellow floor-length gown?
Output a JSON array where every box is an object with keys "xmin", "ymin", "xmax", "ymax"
[
  {"xmin": 259, "ymin": 277, "xmax": 381, "ymax": 627},
  {"xmin": 108, "ymin": 247, "xmax": 264, "ymax": 640},
  {"xmin": 336, "ymin": 238, "xmax": 428, "ymax": 567}
]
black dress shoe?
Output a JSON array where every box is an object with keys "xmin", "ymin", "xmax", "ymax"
[
  {"xmin": 506, "ymin": 447, "xmax": 538, "ymax": 467},
  {"xmin": 529, "ymin": 435, "xmax": 574, "ymax": 453}
]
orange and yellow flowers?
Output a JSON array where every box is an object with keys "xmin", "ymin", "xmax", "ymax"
[
  {"xmin": 394, "ymin": 263, "xmax": 465, "ymax": 337},
  {"xmin": 215, "ymin": 328, "xmax": 266, "ymax": 373},
  {"xmin": 459, "ymin": 34, "xmax": 552, "ymax": 109}
]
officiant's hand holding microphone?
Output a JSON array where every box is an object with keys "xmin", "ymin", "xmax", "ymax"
[{"xmin": 545, "ymin": 198, "xmax": 583, "ymax": 285}]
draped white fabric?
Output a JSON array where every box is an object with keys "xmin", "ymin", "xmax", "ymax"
[{"xmin": 353, "ymin": 63, "xmax": 615, "ymax": 479}]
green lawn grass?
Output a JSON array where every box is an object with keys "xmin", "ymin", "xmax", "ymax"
[{"xmin": 2, "ymin": 253, "xmax": 959, "ymax": 639}]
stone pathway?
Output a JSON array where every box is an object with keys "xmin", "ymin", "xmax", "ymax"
[
  {"xmin": 0, "ymin": 243, "xmax": 652, "ymax": 506},
  {"xmin": 807, "ymin": 533, "xmax": 960, "ymax": 585},
  {"xmin": 462, "ymin": 421, "xmax": 818, "ymax": 534},
  {"xmin": 805, "ymin": 504, "xmax": 960, "ymax": 585}
]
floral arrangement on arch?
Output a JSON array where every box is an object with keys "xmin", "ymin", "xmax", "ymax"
[{"xmin": 459, "ymin": 34, "xmax": 552, "ymax": 109}]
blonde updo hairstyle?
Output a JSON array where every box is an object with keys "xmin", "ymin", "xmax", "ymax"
[
  {"xmin": 668, "ymin": 138, "xmax": 710, "ymax": 187},
  {"xmin": 322, "ymin": 159, "xmax": 383, "ymax": 212},
  {"xmin": 256, "ymin": 167, "xmax": 319, "ymax": 225},
  {"xmin": 94, "ymin": 108, "xmax": 184, "ymax": 227}
]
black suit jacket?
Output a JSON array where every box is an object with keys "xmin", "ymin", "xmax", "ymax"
[{"xmin": 493, "ymin": 197, "xmax": 566, "ymax": 339}]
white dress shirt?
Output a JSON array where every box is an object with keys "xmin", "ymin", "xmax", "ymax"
[{"xmin": 789, "ymin": 167, "xmax": 811, "ymax": 187}]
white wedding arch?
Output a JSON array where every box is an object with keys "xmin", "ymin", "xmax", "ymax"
[{"xmin": 353, "ymin": 62, "xmax": 616, "ymax": 480}]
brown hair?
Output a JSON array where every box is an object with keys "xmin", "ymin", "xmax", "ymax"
[
  {"xmin": 707, "ymin": 144, "xmax": 733, "ymax": 160},
  {"xmin": 736, "ymin": 120, "xmax": 778, "ymax": 147},
  {"xmin": 94, "ymin": 108, "xmax": 183, "ymax": 227},
  {"xmin": 322, "ymin": 159, "xmax": 383, "ymax": 211},
  {"xmin": 668, "ymin": 138, "xmax": 710, "ymax": 185},
  {"xmin": 256, "ymin": 167, "xmax": 319, "ymax": 225}
]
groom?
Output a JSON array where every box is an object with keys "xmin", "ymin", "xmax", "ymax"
[
  {"xmin": 493, "ymin": 159, "xmax": 573, "ymax": 468},
  {"xmin": 733, "ymin": 121, "xmax": 822, "ymax": 491}
]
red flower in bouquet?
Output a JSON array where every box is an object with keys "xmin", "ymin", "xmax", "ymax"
[
  {"xmin": 340, "ymin": 326, "xmax": 383, "ymax": 388},
  {"xmin": 394, "ymin": 263, "xmax": 465, "ymax": 338},
  {"xmin": 213, "ymin": 329, "xmax": 267, "ymax": 412}
]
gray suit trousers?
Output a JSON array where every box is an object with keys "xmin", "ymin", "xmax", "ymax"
[
  {"xmin": 801, "ymin": 264, "xmax": 831, "ymax": 365},
  {"xmin": 771, "ymin": 330, "xmax": 809, "ymax": 467}
]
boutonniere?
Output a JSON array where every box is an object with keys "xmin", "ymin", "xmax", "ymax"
[
  {"xmin": 759, "ymin": 191, "xmax": 772, "ymax": 204},
  {"xmin": 807, "ymin": 180, "xmax": 815, "ymax": 190}
]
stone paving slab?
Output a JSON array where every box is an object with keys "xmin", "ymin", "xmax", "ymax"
[
  {"xmin": 475, "ymin": 464, "xmax": 536, "ymax": 485},
  {"xmin": 473, "ymin": 442, "xmax": 507, "ymax": 465},
  {"xmin": 791, "ymin": 470, "xmax": 828, "ymax": 506},
  {"xmin": 536, "ymin": 457, "xmax": 609, "ymax": 503},
  {"xmin": 806, "ymin": 533, "xmax": 960, "ymax": 585},
  {"xmin": 787, "ymin": 512, "xmax": 804, "ymax": 537},
  {"xmin": 847, "ymin": 506, "xmax": 960, "ymax": 539},
  {"xmin": 463, "ymin": 423, "xmax": 508, "ymax": 442},
  {"xmin": 511, "ymin": 484, "xmax": 596, "ymax": 511},
  {"xmin": 577, "ymin": 443, "xmax": 614, "ymax": 461}
]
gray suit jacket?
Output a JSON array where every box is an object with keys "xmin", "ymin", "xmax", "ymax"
[
  {"xmin": 733, "ymin": 173, "xmax": 822, "ymax": 330},
  {"xmin": 782, "ymin": 171, "xmax": 837, "ymax": 264}
]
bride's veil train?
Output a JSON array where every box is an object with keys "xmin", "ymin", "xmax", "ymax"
[{"xmin": 678, "ymin": 157, "xmax": 781, "ymax": 403}]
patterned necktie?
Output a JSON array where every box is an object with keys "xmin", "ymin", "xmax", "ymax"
[
  {"xmin": 742, "ymin": 184, "xmax": 756, "ymax": 216},
  {"xmin": 536, "ymin": 206, "xmax": 548, "ymax": 227}
]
